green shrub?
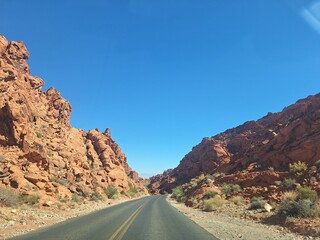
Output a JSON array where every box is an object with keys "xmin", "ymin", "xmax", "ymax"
[
  {"xmin": 229, "ymin": 196, "xmax": 245, "ymax": 205},
  {"xmin": 268, "ymin": 167, "xmax": 274, "ymax": 171},
  {"xmin": 315, "ymin": 160, "xmax": 320, "ymax": 168},
  {"xmin": 203, "ymin": 190, "xmax": 218, "ymax": 199},
  {"xmin": 203, "ymin": 196, "xmax": 225, "ymax": 211},
  {"xmin": 0, "ymin": 188, "xmax": 19, "ymax": 207},
  {"xmin": 90, "ymin": 192, "xmax": 105, "ymax": 201},
  {"xmin": 54, "ymin": 146, "xmax": 62, "ymax": 151},
  {"xmin": 274, "ymin": 180, "xmax": 282, "ymax": 186},
  {"xmin": 104, "ymin": 186, "xmax": 118, "ymax": 199},
  {"xmin": 249, "ymin": 197, "xmax": 266, "ymax": 210},
  {"xmin": 289, "ymin": 161, "xmax": 307, "ymax": 176},
  {"xmin": 297, "ymin": 186, "xmax": 318, "ymax": 202},
  {"xmin": 127, "ymin": 186, "xmax": 138, "ymax": 197},
  {"xmin": 205, "ymin": 174, "xmax": 215, "ymax": 180},
  {"xmin": 282, "ymin": 178, "xmax": 296, "ymax": 190},
  {"xmin": 172, "ymin": 186, "xmax": 186, "ymax": 203},
  {"xmin": 72, "ymin": 194, "xmax": 82, "ymax": 203},
  {"xmin": 19, "ymin": 194, "xmax": 40, "ymax": 205},
  {"xmin": 278, "ymin": 199, "xmax": 319, "ymax": 218},
  {"xmin": 221, "ymin": 183, "xmax": 242, "ymax": 195},
  {"xmin": 36, "ymin": 131, "xmax": 43, "ymax": 138}
]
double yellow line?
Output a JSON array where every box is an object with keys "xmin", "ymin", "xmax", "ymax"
[{"xmin": 108, "ymin": 205, "xmax": 145, "ymax": 240}]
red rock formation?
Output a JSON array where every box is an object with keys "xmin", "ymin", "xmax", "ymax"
[
  {"xmin": 0, "ymin": 35, "xmax": 146, "ymax": 204},
  {"xmin": 149, "ymin": 93, "xmax": 320, "ymax": 194}
]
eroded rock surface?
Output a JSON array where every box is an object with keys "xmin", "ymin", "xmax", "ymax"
[
  {"xmin": 0, "ymin": 35, "xmax": 146, "ymax": 204},
  {"xmin": 149, "ymin": 93, "xmax": 320, "ymax": 194}
]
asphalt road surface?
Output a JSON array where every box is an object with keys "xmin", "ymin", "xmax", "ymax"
[{"xmin": 12, "ymin": 195, "xmax": 218, "ymax": 240}]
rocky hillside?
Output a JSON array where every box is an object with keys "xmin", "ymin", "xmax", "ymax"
[
  {"xmin": 149, "ymin": 93, "xmax": 320, "ymax": 196},
  {"xmin": 0, "ymin": 34, "xmax": 146, "ymax": 206}
]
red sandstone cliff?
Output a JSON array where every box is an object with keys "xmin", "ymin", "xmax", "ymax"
[
  {"xmin": 0, "ymin": 35, "xmax": 146, "ymax": 205},
  {"xmin": 149, "ymin": 93, "xmax": 320, "ymax": 195}
]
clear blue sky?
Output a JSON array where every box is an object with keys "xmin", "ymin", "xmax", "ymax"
[{"xmin": 2, "ymin": 0, "xmax": 320, "ymax": 177}]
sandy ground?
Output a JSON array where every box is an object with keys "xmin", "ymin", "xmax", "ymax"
[{"xmin": 167, "ymin": 197, "xmax": 317, "ymax": 240}]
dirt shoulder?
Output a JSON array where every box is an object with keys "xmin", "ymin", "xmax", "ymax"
[
  {"xmin": 0, "ymin": 196, "xmax": 146, "ymax": 240},
  {"xmin": 167, "ymin": 196, "xmax": 313, "ymax": 240}
]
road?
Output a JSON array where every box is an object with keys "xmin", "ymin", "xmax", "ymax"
[{"xmin": 12, "ymin": 195, "xmax": 218, "ymax": 240}]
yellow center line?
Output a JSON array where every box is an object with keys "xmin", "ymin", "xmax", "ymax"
[
  {"xmin": 115, "ymin": 206, "xmax": 144, "ymax": 240},
  {"xmin": 108, "ymin": 205, "xmax": 145, "ymax": 240}
]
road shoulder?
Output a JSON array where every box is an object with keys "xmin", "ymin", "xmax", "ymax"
[{"xmin": 167, "ymin": 196, "xmax": 305, "ymax": 240}]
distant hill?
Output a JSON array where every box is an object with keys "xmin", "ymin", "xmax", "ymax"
[{"xmin": 149, "ymin": 91, "xmax": 320, "ymax": 197}]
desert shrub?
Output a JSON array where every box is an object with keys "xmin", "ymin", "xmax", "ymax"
[
  {"xmin": 205, "ymin": 174, "xmax": 215, "ymax": 180},
  {"xmin": 221, "ymin": 183, "xmax": 242, "ymax": 195},
  {"xmin": 289, "ymin": 161, "xmax": 307, "ymax": 176},
  {"xmin": 249, "ymin": 197, "xmax": 266, "ymax": 210},
  {"xmin": 127, "ymin": 186, "xmax": 138, "ymax": 197},
  {"xmin": 54, "ymin": 146, "xmax": 62, "ymax": 151},
  {"xmin": 278, "ymin": 199, "xmax": 319, "ymax": 218},
  {"xmin": 72, "ymin": 194, "xmax": 82, "ymax": 203},
  {"xmin": 104, "ymin": 186, "xmax": 118, "ymax": 199},
  {"xmin": 203, "ymin": 196, "xmax": 225, "ymax": 211},
  {"xmin": 297, "ymin": 186, "xmax": 318, "ymax": 202},
  {"xmin": 0, "ymin": 155, "xmax": 5, "ymax": 161},
  {"xmin": 229, "ymin": 196, "xmax": 245, "ymax": 205},
  {"xmin": 19, "ymin": 194, "xmax": 39, "ymax": 205},
  {"xmin": 172, "ymin": 186, "xmax": 186, "ymax": 203},
  {"xmin": 282, "ymin": 191, "xmax": 298, "ymax": 201},
  {"xmin": 315, "ymin": 160, "xmax": 320, "ymax": 168},
  {"xmin": 274, "ymin": 180, "xmax": 282, "ymax": 186},
  {"xmin": 0, "ymin": 188, "xmax": 19, "ymax": 207},
  {"xmin": 282, "ymin": 178, "xmax": 296, "ymax": 190},
  {"xmin": 90, "ymin": 192, "xmax": 105, "ymax": 201},
  {"xmin": 36, "ymin": 131, "xmax": 43, "ymax": 138},
  {"xmin": 203, "ymin": 190, "xmax": 218, "ymax": 199},
  {"xmin": 268, "ymin": 167, "xmax": 275, "ymax": 171}
]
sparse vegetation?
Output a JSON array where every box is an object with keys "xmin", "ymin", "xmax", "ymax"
[
  {"xmin": 203, "ymin": 190, "xmax": 218, "ymax": 199},
  {"xmin": 19, "ymin": 194, "xmax": 40, "ymax": 205},
  {"xmin": 203, "ymin": 196, "xmax": 225, "ymax": 211},
  {"xmin": 229, "ymin": 196, "xmax": 245, "ymax": 205},
  {"xmin": 297, "ymin": 186, "xmax": 318, "ymax": 202},
  {"xmin": 282, "ymin": 191, "xmax": 298, "ymax": 201},
  {"xmin": 127, "ymin": 186, "xmax": 138, "ymax": 197},
  {"xmin": 90, "ymin": 192, "xmax": 105, "ymax": 201},
  {"xmin": 278, "ymin": 199, "xmax": 320, "ymax": 218},
  {"xmin": 104, "ymin": 186, "xmax": 118, "ymax": 199},
  {"xmin": 289, "ymin": 161, "xmax": 307, "ymax": 176},
  {"xmin": 268, "ymin": 166, "xmax": 274, "ymax": 171},
  {"xmin": 0, "ymin": 188, "xmax": 19, "ymax": 207},
  {"xmin": 282, "ymin": 178, "xmax": 296, "ymax": 190},
  {"xmin": 72, "ymin": 193, "xmax": 83, "ymax": 203},
  {"xmin": 0, "ymin": 155, "xmax": 5, "ymax": 161},
  {"xmin": 249, "ymin": 197, "xmax": 266, "ymax": 210},
  {"xmin": 221, "ymin": 183, "xmax": 242, "ymax": 195},
  {"xmin": 315, "ymin": 160, "xmax": 320, "ymax": 168},
  {"xmin": 36, "ymin": 131, "xmax": 43, "ymax": 138},
  {"xmin": 54, "ymin": 146, "xmax": 62, "ymax": 151},
  {"xmin": 171, "ymin": 186, "xmax": 186, "ymax": 203}
]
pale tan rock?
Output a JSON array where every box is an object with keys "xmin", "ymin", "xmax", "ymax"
[{"xmin": 263, "ymin": 202, "xmax": 272, "ymax": 212}]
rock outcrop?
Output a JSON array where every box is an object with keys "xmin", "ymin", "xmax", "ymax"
[
  {"xmin": 149, "ymin": 93, "xmax": 320, "ymax": 195},
  {"xmin": 0, "ymin": 35, "xmax": 146, "ymax": 205}
]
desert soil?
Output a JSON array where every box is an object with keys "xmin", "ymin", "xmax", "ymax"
[{"xmin": 167, "ymin": 197, "xmax": 318, "ymax": 240}]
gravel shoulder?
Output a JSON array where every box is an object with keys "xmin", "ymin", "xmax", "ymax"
[{"xmin": 167, "ymin": 196, "xmax": 312, "ymax": 240}]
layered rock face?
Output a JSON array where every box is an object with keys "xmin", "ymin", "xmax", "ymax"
[
  {"xmin": 149, "ymin": 93, "xmax": 320, "ymax": 194},
  {"xmin": 0, "ymin": 35, "xmax": 146, "ymax": 204}
]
